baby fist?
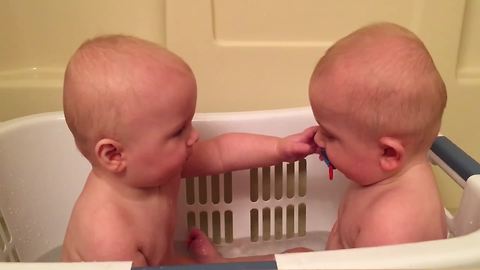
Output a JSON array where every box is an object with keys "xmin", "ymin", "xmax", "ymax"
[{"xmin": 278, "ymin": 126, "xmax": 319, "ymax": 163}]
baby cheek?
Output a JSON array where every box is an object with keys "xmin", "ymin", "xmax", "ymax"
[{"xmin": 166, "ymin": 141, "xmax": 189, "ymax": 161}]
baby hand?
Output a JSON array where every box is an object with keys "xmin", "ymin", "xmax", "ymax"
[{"xmin": 277, "ymin": 126, "xmax": 319, "ymax": 163}]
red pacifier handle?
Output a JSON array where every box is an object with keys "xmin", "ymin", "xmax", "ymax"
[
  {"xmin": 329, "ymin": 164, "xmax": 334, "ymax": 180},
  {"xmin": 320, "ymin": 148, "xmax": 336, "ymax": 180}
]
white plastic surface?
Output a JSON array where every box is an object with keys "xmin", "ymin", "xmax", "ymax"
[
  {"xmin": 0, "ymin": 112, "xmax": 89, "ymax": 262},
  {"xmin": 449, "ymin": 175, "xmax": 480, "ymax": 237},
  {"xmin": 175, "ymin": 107, "xmax": 350, "ymax": 256},
  {"xmin": 276, "ymin": 176, "xmax": 480, "ymax": 269},
  {"xmin": 0, "ymin": 108, "xmax": 479, "ymax": 268}
]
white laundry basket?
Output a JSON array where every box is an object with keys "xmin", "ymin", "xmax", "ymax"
[{"xmin": 1, "ymin": 107, "xmax": 480, "ymax": 269}]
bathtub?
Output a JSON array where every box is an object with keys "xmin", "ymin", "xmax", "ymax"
[{"xmin": 0, "ymin": 107, "xmax": 479, "ymax": 269}]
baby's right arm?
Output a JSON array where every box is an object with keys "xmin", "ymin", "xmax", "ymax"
[{"xmin": 182, "ymin": 127, "xmax": 318, "ymax": 177}]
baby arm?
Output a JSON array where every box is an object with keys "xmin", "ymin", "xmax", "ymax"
[{"xmin": 182, "ymin": 126, "xmax": 317, "ymax": 177}]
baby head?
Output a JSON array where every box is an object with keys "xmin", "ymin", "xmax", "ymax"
[
  {"xmin": 63, "ymin": 35, "xmax": 199, "ymax": 187},
  {"xmin": 309, "ymin": 23, "xmax": 447, "ymax": 185}
]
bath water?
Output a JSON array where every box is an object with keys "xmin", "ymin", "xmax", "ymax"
[
  {"xmin": 174, "ymin": 231, "xmax": 329, "ymax": 259},
  {"xmin": 36, "ymin": 245, "xmax": 61, "ymax": 262},
  {"xmin": 216, "ymin": 231, "xmax": 329, "ymax": 258},
  {"xmin": 36, "ymin": 231, "xmax": 328, "ymax": 262}
]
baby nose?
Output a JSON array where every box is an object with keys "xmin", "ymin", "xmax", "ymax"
[{"xmin": 187, "ymin": 128, "xmax": 199, "ymax": 146}]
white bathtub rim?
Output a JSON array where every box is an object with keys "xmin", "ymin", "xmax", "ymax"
[
  {"xmin": 0, "ymin": 111, "xmax": 66, "ymax": 133},
  {"xmin": 0, "ymin": 106, "xmax": 314, "ymax": 127}
]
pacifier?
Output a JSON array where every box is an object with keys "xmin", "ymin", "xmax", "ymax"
[{"xmin": 320, "ymin": 148, "xmax": 336, "ymax": 180}]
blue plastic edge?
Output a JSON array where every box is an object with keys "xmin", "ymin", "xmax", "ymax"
[
  {"xmin": 133, "ymin": 261, "xmax": 277, "ymax": 270},
  {"xmin": 431, "ymin": 136, "xmax": 480, "ymax": 181}
]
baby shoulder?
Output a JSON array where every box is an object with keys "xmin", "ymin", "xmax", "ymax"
[
  {"xmin": 354, "ymin": 189, "xmax": 433, "ymax": 247},
  {"xmin": 366, "ymin": 187, "xmax": 420, "ymax": 225}
]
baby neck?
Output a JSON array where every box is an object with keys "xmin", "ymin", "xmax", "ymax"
[
  {"xmin": 374, "ymin": 151, "xmax": 432, "ymax": 186},
  {"xmin": 87, "ymin": 170, "xmax": 169, "ymax": 201}
]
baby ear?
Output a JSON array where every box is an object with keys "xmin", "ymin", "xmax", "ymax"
[
  {"xmin": 378, "ymin": 136, "xmax": 404, "ymax": 172},
  {"xmin": 95, "ymin": 138, "xmax": 126, "ymax": 173}
]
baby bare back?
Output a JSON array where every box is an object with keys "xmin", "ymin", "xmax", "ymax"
[
  {"xmin": 62, "ymin": 172, "xmax": 182, "ymax": 266},
  {"xmin": 327, "ymin": 163, "xmax": 447, "ymax": 249}
]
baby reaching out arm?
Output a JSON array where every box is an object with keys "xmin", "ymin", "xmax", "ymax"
[
  {"xmin": 61, "ymin": 34, "xmax": 318, "ymax": 267},
  {"xmin": 182, "ymin": 126, "xmax": 319, "ymax": 178}
]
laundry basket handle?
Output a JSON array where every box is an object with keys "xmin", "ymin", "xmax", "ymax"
[{"xmin": 430, "ymin": 135, "xmax": 480, "ymax": 188}]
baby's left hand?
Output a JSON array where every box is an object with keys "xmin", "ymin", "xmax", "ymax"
[{"xmin": 277, "ymin": 126, "xmax": 319, "ymax": 163}]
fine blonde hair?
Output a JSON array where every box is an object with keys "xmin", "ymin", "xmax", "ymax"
[
  {"xmin": 310, "ymin": 23, "xmax": 447, "ymax": 150},
  {"xmin": 63, "ymin": 35, "xmax": 192, "ymax": 160}
]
